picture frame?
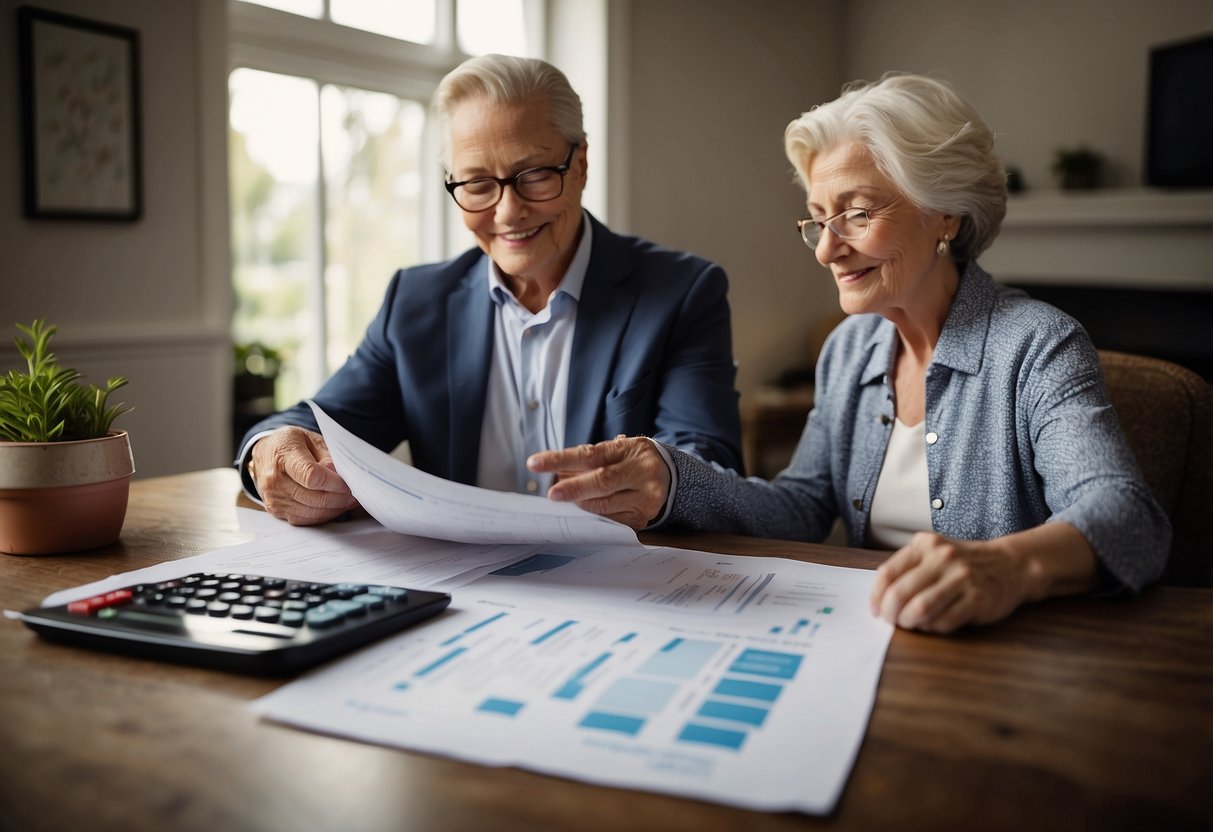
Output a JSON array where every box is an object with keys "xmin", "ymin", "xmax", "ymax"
[{"xmin": 16, "ymin": 6, "xmax": 142, "ymax": 221}]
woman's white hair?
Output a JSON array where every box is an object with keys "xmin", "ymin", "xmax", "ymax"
[
  {"xmin": 432, "ymin": 54, "xmax": 586, "ymax": 168},
  {"xmin": 784, "ymin": 73, "xmax": 1006, "ymax": 261}
]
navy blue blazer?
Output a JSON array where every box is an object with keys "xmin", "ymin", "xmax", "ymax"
[{"xmin": 240, "ymin": 214, "xmax": 744, "ymax": 484}]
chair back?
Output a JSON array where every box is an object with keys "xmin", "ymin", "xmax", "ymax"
[{"xmin": 1098, "ymin": 350, "xmax": 1213, "ymax": 586}]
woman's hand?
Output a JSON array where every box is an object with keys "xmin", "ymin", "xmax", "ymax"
[
  {"xmin": 527, "ymin": 436, "xmax": 671, "ymax": 530},
  {"xmin": 249, "ymin": 426, "xmax": 360, "ymax": 526},
  {"xmin": 869, "ymin": 525, "xmax": 1097, "ymax": 633}
]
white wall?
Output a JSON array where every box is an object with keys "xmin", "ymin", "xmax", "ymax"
[{"xmin": 0, "ymin": 0, "xmax": 231, "ymax": 478}]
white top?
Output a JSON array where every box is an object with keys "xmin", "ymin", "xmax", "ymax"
[{"xmin": 866, "ymin": 417, "xmax": 933, "ymax": 550}]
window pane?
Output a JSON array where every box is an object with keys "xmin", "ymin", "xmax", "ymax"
[
  {"xmin": 229, "ymin": 68, "xmax": 320, "ymax": 410},
  {"xmin": 457, "ymin": 0, "xmax": 527, "ymax": 56},
  {"xmin": 321, "ymin": 85, "xmax": 427, "ymax": 372},
  {"xmin": 237, "ymin": 0, "xmax": 322, "ymax": 18},
  {"xmin": 330, "ymin": 0, "xmax": 435, "ymax": 44}
]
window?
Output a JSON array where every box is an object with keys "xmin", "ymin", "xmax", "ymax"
[{"xmin": 229, "ymin": 0, "xmax": 536, "ymax": 407}]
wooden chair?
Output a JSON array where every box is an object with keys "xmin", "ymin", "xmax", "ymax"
[{"xmin": 1098, "ymin": 350, "xmax": 1213, "ymax": 586}]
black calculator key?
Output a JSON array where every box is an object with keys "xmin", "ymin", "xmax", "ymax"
[{"xmin": 230, "ymin": 605, "xmax": 256, "ymax": 620}]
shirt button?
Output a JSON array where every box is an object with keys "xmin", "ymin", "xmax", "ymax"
[
  {"xmin": 879, "ymin": 414, "xmax": 890, "ymax": 425},
  {"xmin": 528, "ymin": 400, "xmax": 539, "ymax": 411},
  {"xmin": 526, "ymin": 480, "xmax": 539, "ymax": 493},
  {"xmin": 925, "ymin": 431, "xmax": 938, "ymax": 445},
  {"xmin": 931, "ymin": 498, "xmax": 943, "ymax": 510},
  {"xmin": 852, "ymin": 498, "xmax": 863, "ymax": 510}
]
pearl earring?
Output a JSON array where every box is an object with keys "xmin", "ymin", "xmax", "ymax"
[{"xmin": 936, "ymin": 236, "xmax": 950, "ymax": 256}]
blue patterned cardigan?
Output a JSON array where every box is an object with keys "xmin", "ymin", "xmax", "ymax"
[{"xmin": 666, "ymin": 262, "xmax": 1170, "ymax": 593}]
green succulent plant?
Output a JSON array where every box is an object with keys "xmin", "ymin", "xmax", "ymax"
[{"xmin": 0, "ymin": 319, "xmax": 132, "ymax": 442}]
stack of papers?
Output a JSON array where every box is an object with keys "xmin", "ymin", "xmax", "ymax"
[{"xmin": 44, "ymin": 402, "xmax": 894, "ymax": 814}]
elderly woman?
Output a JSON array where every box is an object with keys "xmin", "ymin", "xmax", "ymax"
[{"xmin": 529, "ymin": 74, "xmax": 1170, "ymax": 634}]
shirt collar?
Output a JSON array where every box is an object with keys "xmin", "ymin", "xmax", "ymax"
[
  {"xmin": 857, "ymin": 262, "xmax": 997, "ymax": 384},
  {"xmin": 487, "ymin": 211, "xmax": 593, "ymax": 307},
  {"xmin": 931, "ymin": 261, "xmax": 997, "ymax": 376}
]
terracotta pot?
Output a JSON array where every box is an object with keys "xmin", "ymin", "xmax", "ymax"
[{"xmin": 0, "ymin": 431, "xmax": 135, "ymax": 555}]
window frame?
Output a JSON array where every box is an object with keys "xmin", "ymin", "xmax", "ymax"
[{"xmin": 227, "ymin": 0, "xmax": 548, "ymax": 392}]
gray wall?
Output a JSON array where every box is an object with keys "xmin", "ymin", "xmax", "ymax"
[
  {"xmin": 621, "ymin": 0, "xmax": 1213, "ymax": 396},
  {"xmin": 0, "ymin": 0, "xmax": 230, "ymax": 478}
]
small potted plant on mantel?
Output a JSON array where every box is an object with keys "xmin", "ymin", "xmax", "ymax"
[
  {"xmin": 1052, "ymin": 145, "xmax": 1105, "ymax": 190},
  {"xmin": 0, "ymin": 320, "xmax": 134, "ymax": 554}
]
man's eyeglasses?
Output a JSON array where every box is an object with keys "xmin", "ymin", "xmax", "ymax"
[
  {"xmin": 445, "ymin": 143, "xmax": 579, "ymax": 212},
  {"xmin": 796, "ymin": 203, "xmax": 891, "ymax": 248}
]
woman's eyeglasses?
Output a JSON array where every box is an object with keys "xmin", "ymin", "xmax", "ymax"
[{"xmin": 796, "ymin": 207, "xmax": 875, "ymax": 248}]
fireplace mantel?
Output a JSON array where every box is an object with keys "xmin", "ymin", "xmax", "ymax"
[{"xmin": 981, "ymin": 188, "xmax": 1213, "ymax": 290}]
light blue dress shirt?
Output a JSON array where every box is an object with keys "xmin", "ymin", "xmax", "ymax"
[
  {"xmin": 664, "ymin": 263, "xmax": 1170, "ymax": 593},
  {"xmin": 477, "ymin": 214, "xmax": 592, "ymax": 494}
]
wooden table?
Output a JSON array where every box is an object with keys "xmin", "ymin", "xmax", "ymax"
[{"xmin": 2, "ymin": 469, "xmax": 1210, "ymax": 832}]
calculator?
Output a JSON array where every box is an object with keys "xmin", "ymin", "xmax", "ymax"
[{"xmin": 20, "ymin": 572, "xmax": 451, "ymax": 674}]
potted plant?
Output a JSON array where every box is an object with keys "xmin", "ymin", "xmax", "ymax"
[
  {"xmin": 0, "ymin": 320, "xmax": 134, "ymax": 554},
  {"xmin": 232, "ymin": 340, "xmax": 283, "ymax": 453},
  {"xmin": 1052, "ymin": 145, "xmax": 1105, "ymax": 190}
]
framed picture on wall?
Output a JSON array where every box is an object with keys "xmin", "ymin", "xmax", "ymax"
[{"xmin": 16, "ymin": 6, "xmax": 142, "ymax": 221}]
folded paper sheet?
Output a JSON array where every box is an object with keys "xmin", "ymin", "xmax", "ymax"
[{"xmin": 309, "ymin": 401, "xmax": 639, "ymax": 546}]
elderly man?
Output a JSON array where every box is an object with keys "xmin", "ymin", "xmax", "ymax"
[{"xmin": 236, "ymin": 54, "xmax": 742, "ymax": 527}]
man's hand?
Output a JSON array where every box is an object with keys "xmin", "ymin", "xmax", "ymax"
[
  {"xmin": 249, "ymin": 426, "xmax": 359, "ymax": 526},
  {"xmin": 527, "ymin": 436, "xmax": 671, "ymax": 530}
]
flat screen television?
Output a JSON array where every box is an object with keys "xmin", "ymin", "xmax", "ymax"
[{"xmin": 1145, "ymin": 33, "xmax": 1213, "ymax": 188}]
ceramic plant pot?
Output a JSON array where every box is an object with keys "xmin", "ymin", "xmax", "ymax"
[{"xmin": 0, "ymin": 430, "xmax": 135, "ymax": 555}]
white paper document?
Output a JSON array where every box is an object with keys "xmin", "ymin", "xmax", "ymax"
[
  {"xmin": 39, "ymin": 520, "xmax": 543, "ymax": 608},
  {"xmin": 256, "ymin": 544, "xmax": 894, "ymax": 814},
  {"xmin": 309, "ymin": 401, "xmax": 638, "ymax": 547}
]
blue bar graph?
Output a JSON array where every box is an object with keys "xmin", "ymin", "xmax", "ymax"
[
  {"xmin": 415, "ymin": 646, "xmax": 467, "ymax": 678},
  {"xmin": 678, "ymin": 723, "xmax": 746, "ymax": 750},
  {"xmin": 713, "ymin": 677, "xmax": 782, "ymax": 703},
  {"xmin": 478, "ymin": 697, "xmax": 525, "ymax": 717},
  {"xmin": 579, "ymin": 711, "xmax": 645, "ymax": 736},
  {"xmin": 531, "ymin": 619, "xmax": 576, "ymax": 645},
  {"xmin": 441, "ymin": 611, "xmax": 508, "ymax": 646},
  {"xmin": 729, "ymin": 648, "xmax": 803, "ymax": 680},
  {"xmin": 790, "ymin": 618, "xmax": 809, "ymax": 635},
  {"xmin": 491, "ymin": 553, "xmax": 576, "ymax": 577},
  {"xmin": 595, "ymin": 677, "xmax": 679, "ymax": 714},
  {"xmin": 552, "ymin": 652, "xmax": 613, "ymax": 701},
  {"xmin": 636, "ymin": 638, "xmax": 720, "ymax": 679},
  {"xmin": 614, "ymin": 632, "xmax": 637, "ymax": 644},
  {"xmin": 697, "ymin": 699, "xmax": 769, "ymax": 727}
]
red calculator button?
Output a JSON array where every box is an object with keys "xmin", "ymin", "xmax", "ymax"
[{"xmin": 67, "ymin": 589, "xmax": 133, "ymax": 615}]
